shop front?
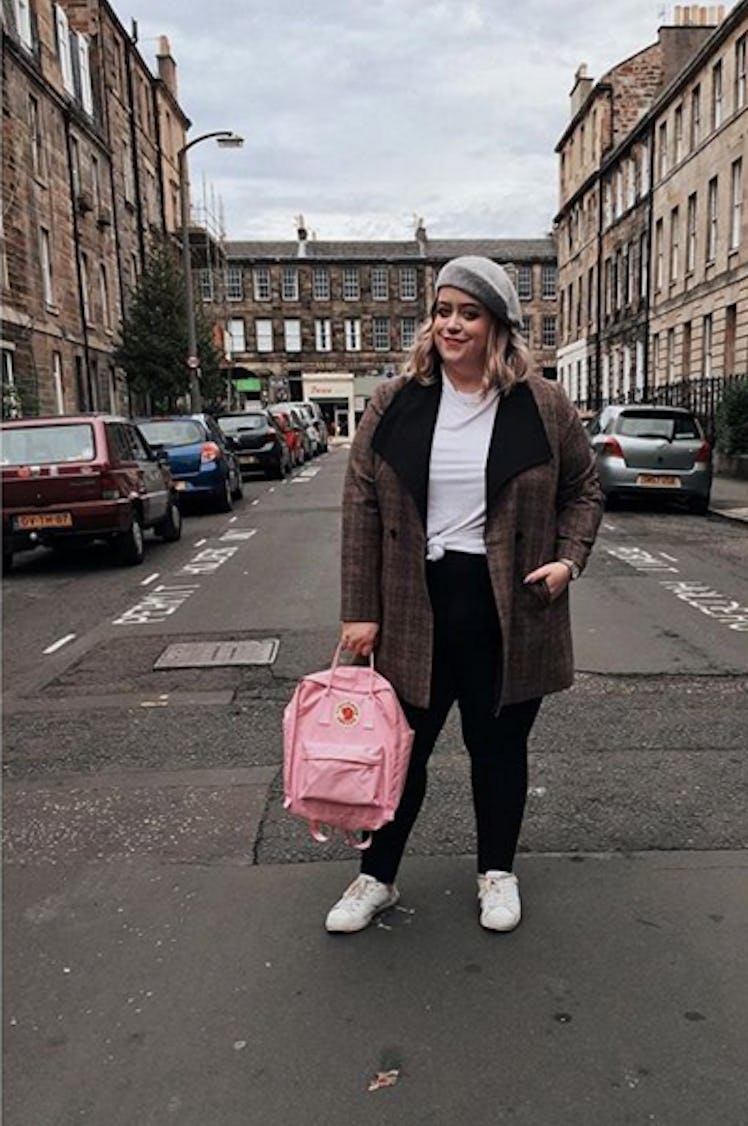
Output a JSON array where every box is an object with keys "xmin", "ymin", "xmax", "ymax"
[{"xmin": 302, "ymin": 373, "xmax": 355, "ymax": 440}]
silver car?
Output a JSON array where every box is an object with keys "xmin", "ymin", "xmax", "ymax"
[{"xmin": 586, "ymin": 404, "xmax": 712, "ymax": 513}]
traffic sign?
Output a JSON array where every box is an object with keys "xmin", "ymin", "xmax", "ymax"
[{"xmin": 187, "ymin": 355, "xmax": 199, "ymax": 369}]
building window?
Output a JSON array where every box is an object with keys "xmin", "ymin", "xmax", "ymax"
[
  {"xmin": 541, "ymin": 316, "xmax": 557, "ymax": 348},
  {"xmin": 725, "ymin": 304, "xmax": 737, "ymax": 373},
  {"xmin": 730, "ymin": 158, "xmax": 743, "ymax": 251},
  {"xmin": 521, "ymin": 315, "xmax": 532, "ymax": 341},
  {"xmin": 70, "ymin": 135, "xmax": 81, "ymax": 196},
  {"xmin": 669, "ymin": 207, "xmax": 680, "ymax": 285},
  {"xmin": 99, "ymin": 265, "xmax": 111, "ymax": 329},
  {"xmin": 199, "ymin": 269, "xmax": 214, "ymax": 301},
  {"xmin": 587, "ymin": 265, "xmax": 595, "ymax": 324},
  {"xmin": 682, "ymin": 321, "xmax": 692, "ymax": 377},
  {"xmin": 255, "ymin": 318, "xmax": 273, "ymax": 353},
  {"xmin": 123, "ymin": 137, "xmax": 135, "ymax": 203},
  {"xmin": 706, "ymin": 176, "xmax": 718, "ymax": 262},
  {"xmin": 639, "ymin": 232, "xmax": 648, "ymax": 298},
  {"xmin": 401, "ymin": 317, "xmax": 417, "ymax": 350},
  {"xmin": 666, "ymin": 328, "xmax": 675, "ymax": 383},
  {"xmin": 373, "ymin": 316, "xmax": 390, "ymax": 351},
  {"xmin": 29, "ymin": 96, "xmax": 44, "ymax": 178},
  {"xmin": 225, "ymin": 267, "xmax": 243, "ymax": 301},
  {"xmin": 371, "ymin": 266, "xmax": 389, "ymax": 300},
  {"xmin": 342, "ymin": 267, "xmax": 360, "ymax": 300},
  {"xmin": 654, "ymin": 219, "xmax": 664, "ymax": 290},
  {"xmin": 344, "ymin": 318, "xmax": 361, "ymax": 351},
  {"xmin": 517, "ymin": 265, "xmax": 532, "ymax": 300},
  {"xmin": 686, "ymin": 192, "xmax": 697, "ymax": 273},
  {"xmin": 736, "ymin": 35, "xmax": 747, "ymax": 110},
  {"xmin": 281, "ymin": 266, "xmax": 298, "ymax": 301},
  {"xmin": 284, "ymin": 319, "xmax": 301, "ymax": 353},
  {"xmin": 91, "ymin": 153, "xmax": 101, "ymax": 212},
  {"xmin": 75, "ymin": 32, "xmax": 94, "ymax": 117},
  {"xmin": 712, "ymin": 60, "xmax": 723, "ymax": 130},
  {"xmin": 603, "ymin": 179, "xmax": 612, "ymax": 227},
  {"xmin": 313, "ymin": 267, "xmax": 330, "ymax": 300},
  {"xmin": 314, "ymin": 318, "xmax": 332, "ymax": 352},
  {"xmin": 399, "ymin": 267, "xmax": 417, "ymax": 300},
  {"xmin": 39, "ymin": 227, "xmax": 54, "ymax": 305},
  {"xmin": 690, "ymin": 85, "xmax": 702, "ymax": 149},
  {"xmin": 674, "ymin": 104, "xmax": 684, "ymax": 164},
  {"xmin": 80, "ymin": 252, "xmax": 91, "ymax": 322},
  {"xmin": 130, "ymin": 253, "xmax": 138, "ymax": 291},
  {"xmin": 614, "ymin": 167, "xmax": 624, "ymax": 216},
  {"xmin": 703, "ymin": 313, "xmax": 713, "ymax": 377},
  {"xmin": 541, "ymin": 264, "xmax": 557, "ymax": 299},
  {"xmin": 253, "ymin": 267, "xmax": 271, "ymax": 301},
  {"xmin": 658, "ymin": 122, "xmax": 668, "ymax": 179},
  {"xmin": 227, "ymin": 318, "xmax": 246, "ymax": 353},
  {"xmin": 55, "ymin": 4, "xmax": 75, "ymax": 94},
  {"xmin": 52, "ymin": 351, "xmax": 64, "ymax": 414},
  {"xmin": 12, "ymin": 0, "xmax": 33, "ymax": 48}
]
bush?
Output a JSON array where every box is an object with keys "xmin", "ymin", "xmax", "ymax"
[{"xmin": 715, "ymin": 380, "xmax": 748, "ymax": 455}]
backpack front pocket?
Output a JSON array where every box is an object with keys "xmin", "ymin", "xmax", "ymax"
[{"xmin": 299, "ymin": 742, "xmax": 384, "ymax": 806}]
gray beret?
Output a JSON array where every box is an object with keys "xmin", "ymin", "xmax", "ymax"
[{"xmin": 435, "ymin": 256, "xmax": 522, "ymax": 329}]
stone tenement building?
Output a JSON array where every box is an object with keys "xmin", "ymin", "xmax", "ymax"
[
  {"xmin": 205, "ymin": 224, "xmax": 557, "ymax": 432},
  {"xmin": 1, "ymin": 0, "xmax": 189, "ymax": 417},
  {"xmin": 555, "ymin": 1, "xmax": 747, "ymax": 411}
]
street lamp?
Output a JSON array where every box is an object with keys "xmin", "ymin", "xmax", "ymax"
[{"xmin": 178, "ymin": 130, "xmax": 244, "ymax": 411}]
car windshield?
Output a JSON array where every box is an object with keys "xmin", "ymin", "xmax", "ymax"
[
  {"xmin": 217, "ymin": 414, "xmax": 266, "ymax": 434},
  {"xmin": 1, "ymin": 423, "xmax": 95, "ymax": 465},
  {"xmin": 616, "ymin": 412, "xmax": 700, "ymax": 440},
  {"xmin": 138, "ymin": 420, "xmax": 204, "ymax": 448}
]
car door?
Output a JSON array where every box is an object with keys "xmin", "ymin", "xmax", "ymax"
[{"xmin": 128, "ymin": 424, "xmax": 168, "ymax": 523}]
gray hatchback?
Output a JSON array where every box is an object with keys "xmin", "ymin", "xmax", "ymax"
[{"xmin": 586, "ymin": 404, "xmax": 712, "ymax": 513}]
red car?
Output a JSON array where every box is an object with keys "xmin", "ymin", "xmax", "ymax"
[
  {"xmin": 1, "ymin": 414, "xmax": 182, "ymax": 570},
  {"xmin": 268, "ymin": 407, "xmax": 305, "ymax": 467}
]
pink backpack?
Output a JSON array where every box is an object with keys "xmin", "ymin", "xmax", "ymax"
[{"xmin": 283, "ymin": 647, "xmax": 414, "ymax": 848}]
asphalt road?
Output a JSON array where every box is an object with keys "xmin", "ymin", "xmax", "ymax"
[{"xmin": 3, "ymin": 447, "xmax": 748, "ymax": 1125}]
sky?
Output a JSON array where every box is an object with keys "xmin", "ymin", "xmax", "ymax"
[{"xmin": 112, "ymin": 1, "xmax": 735, "ymax": 244}]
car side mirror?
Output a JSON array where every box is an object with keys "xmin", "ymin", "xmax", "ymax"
[
  {"xmin": 155, "ymin": 449, "xmax": 170, "ymax": 465},
  {"xmin": 224, "ymin": 434, "xmax": 237, "ymax": 450}
]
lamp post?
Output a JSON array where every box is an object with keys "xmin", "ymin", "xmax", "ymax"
[{"xmin": 178, "ymin": 130, "xmax": 244, "ymax": 411}]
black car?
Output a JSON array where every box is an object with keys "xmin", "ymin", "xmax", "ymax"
[{"xmin": 216, "ymin": 410, "xmax": 292, "ymax": 479}]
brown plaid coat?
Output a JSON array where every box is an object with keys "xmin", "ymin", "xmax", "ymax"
[{"xmin": 341, "ymin": 372, "xmax": 603, "ymax": 711}]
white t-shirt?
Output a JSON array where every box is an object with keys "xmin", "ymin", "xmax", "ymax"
[{"xmin": 426, "ymin": 375, "xmax": 499, "ymax": 560}]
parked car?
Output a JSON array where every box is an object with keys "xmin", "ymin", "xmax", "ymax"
[
  {"xmin": 135, "ymin": 414, "xmax": 243, "ymax": 513},
  {"xmin": 586, "ymin": 404, "xmax": 712, "ymax": 513},
  {"xmin": 1, "ymin": 414, "xmax": 182, "ymax": 570},
  {"xmin": 216, "ymin": 409, "xmax": 292, "ymax": 479},
  {"xmin": 267, "ymin": 406, "xmax": 305, "ymax": 467},
  {"xmin": 283, "ymin": 400, "xmax": 329, "ymax": 454}
]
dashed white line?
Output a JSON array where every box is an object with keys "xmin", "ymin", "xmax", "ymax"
[
  {"xmin": 229, "ymin": 515, "xmax": 237, "ymax": 523},
  {"xmin": 660, "ymin": 552, "xmax": 678, "ymax": 562},
  {"xmin": 140, "ymin": 572, "xmax": 160, "ymax": 586},
  {"xmin": 194, "ymin": 538, "xmax": 207, "ymax": 547},
  {"xmin": 251, "ymin": 499, "xmax": 259, "ymax": 506},
  {"xmin": 43, "ymin": 633, "xmax": 76, "ymax": 655}
]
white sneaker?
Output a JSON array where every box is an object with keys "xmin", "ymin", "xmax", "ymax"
[
  {"xmin": 477, "ymin": 870, "xmax": 521, "ymax": 932},
  {"xmin": 325, "ymin": 874, "xmax": 399, "ymax": 933}
]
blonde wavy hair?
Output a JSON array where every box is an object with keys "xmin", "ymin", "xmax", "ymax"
[{"xmin": 402, "ymin": 308, "xmax": 534, "ymax": 396}]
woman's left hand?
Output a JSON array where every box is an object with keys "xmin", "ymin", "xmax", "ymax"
[{"xmin": 523, "ymin": 561, "xmax": 572, "ymax": 601}]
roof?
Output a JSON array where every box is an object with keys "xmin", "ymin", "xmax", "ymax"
[{"xmin": 225, "ymin": 237, "xmax": 556, "ymax": 264}]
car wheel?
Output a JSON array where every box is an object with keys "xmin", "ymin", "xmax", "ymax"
[
  {"xmin": 215, "ymin": 476, "xmax": 234, "ymax": 513},
  {"xmin": 114, "ymin": 511, "xmax": 145, "ymax": 566},
  {"xmin": 231, "ymin": 469, "xmax": 244, "ymax": 501},
  {"xmin": 689, "ymin": 494, "xmax": 710, "ymax": 515},
  {"xmin": 156, "ymin": 496, "xmax": 183, "ymax": 541}
]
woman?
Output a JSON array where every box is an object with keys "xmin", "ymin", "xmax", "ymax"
[{"xmin": 326, "ymin": 256, "xmax": 602, "ymax": 934}]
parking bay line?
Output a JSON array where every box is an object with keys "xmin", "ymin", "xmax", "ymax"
[
  {"xmin": 140, "ymin": 572, "xmax": 160, "ymax": 586},
  {"xmin": 43, "ymin": 633, "xmax": 76, "ymax": 655}
]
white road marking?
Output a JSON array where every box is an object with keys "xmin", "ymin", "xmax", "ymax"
[
  {"xmin": 113, "ymin": 584, "xmax": 199, "ymax": 626},
  {"xmin": 603, "ymin": 522, "xmax": 618, "ymax": 532},
  {"xmin": 660, "ymin": 580, "xmax": 748, "ymax": 631},
  {"xmin": 194, "ymin": 538, "xmax": 207, "ymax": 547},
  {"xmin": 660, "ymin": 552, "xmax": 678, "ymax": 562},
  {"xmin": 220, "ymin": 529, "xmax": 257, "ymax": 542},
  {"xmin": 140, "ymin": 572, "xmax": 160, "ymax": 586},
  {"xmin": 607, "ymin": 546, "xmax": 678, "ymax": 573},
  {"xmin": 43, "ymin": 633, "xmax": 76, "ymax": 655},
  {"xmin": 181, "ymin": 546, "xmax": 238, "ymax": 575},
  {"xmin": 268, "ymin": 487, "xmax": 275, "ymax": 493},
  {"xmin": 229, "ymin": 515, "xmax": 237, "ymax": 523},
  {"xmin": 251, "ymin": 500, "xmax": 259, "ymax": 506}
]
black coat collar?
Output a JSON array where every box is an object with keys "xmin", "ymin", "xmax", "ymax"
[{"xmin": 371, "ymin": 372, "xmax": 552, "ymax": 526}]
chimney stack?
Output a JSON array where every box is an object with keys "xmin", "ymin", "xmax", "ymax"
[
  {"xmin": 156, "ymin": 35, "xmax": 178, "ymax": 98},
  {"xmin": 672, "ymin": 5, "xmax": 725, "ymax": 25},
  {"xmin": 570, "ymin": 63, "xmax": 594, "ymax": 118}
]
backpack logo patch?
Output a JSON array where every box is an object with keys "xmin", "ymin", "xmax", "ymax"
[{"xmin": 335, "ymin": 701, "xmax": 360, "ymax": 727}]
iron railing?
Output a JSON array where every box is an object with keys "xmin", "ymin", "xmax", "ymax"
[{"xmin": 649, "ymin": 373, "xmax": 748, "ymax": 443}]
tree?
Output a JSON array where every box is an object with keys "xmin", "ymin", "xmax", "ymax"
[{"xmin": 115, "ymin": 238, "xmax": 222, "ymax": 414}]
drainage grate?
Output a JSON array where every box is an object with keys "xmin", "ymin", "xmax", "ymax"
[{"xmin": 154, "ymin": 639, "xmax": 279, "ymax": 669}]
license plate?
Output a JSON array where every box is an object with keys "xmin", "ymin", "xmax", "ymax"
[
  {"xmin": 14, "ymin": 512, "xmax": 73, "ymax": 529},
  {"xmin": 636, "ymin": 474, "xmax": 681, "ymax": 488},
  {"xmin": 239, "ymin": 455, "xmax": 258, "ymax": 465}
]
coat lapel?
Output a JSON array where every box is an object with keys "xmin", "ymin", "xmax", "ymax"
[
  {"xmin": 371, "ymin": 374, "xmax": 553, "ymax": 526},
  {"xmin": 486, "ymin": 381, "xmax": 553, "ymax": 513},
  {"xmin": 371, "ymin": 376, "xmax": 441, "ymax": 526}
]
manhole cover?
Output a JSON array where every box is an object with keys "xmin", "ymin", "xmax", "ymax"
[{"xmin": 154, "ymin": 640, "xmax": 279, "ymax": 669}]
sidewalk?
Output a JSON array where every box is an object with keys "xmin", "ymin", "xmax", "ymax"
[
  {"xmin": 4, "ymin": 851, "xmax": 747, "ymax": 1125},
  {"xmin": 710, "ymin": 472, "xmax": 748, "ymax": 523}
]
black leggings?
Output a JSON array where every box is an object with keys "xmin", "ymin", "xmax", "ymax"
[{"xmin": 361, "ymin": 551, "xmax": 541, "ymax": 885}]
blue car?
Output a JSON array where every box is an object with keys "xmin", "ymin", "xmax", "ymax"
[{"xmin": 136, "ymin": 414, "xmax": 243, "ymax": 512}]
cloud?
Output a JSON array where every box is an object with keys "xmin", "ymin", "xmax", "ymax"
[{"xmin": 118, "ymin": 0, "xmax": 738, "ymax": 240}]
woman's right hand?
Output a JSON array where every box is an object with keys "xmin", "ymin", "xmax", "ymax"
[{"xmin": 340, "ymin": 621, "xmax": 379, "ymax": 658}]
